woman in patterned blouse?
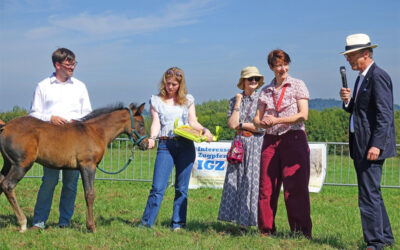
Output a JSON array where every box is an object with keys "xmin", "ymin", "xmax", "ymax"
[
  {"xmin": 254, "ymin": 49, "xmax": 312, "ymax": 238},
  {"xmin": 218, "ymin": 66, "xmax": 265, "ymax": 228}
]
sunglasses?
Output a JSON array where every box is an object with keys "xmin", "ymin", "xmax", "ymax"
[
  {"xmin": 246, "ymin": 76, "xmax": 261, "ymax": 82},
  {"xmin": 166, "ymin": 69, "xmax": 182, "ymax": 78}
]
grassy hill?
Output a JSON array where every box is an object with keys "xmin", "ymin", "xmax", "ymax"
[{"xmin": 309, "ymin": 98, "xmax": 400, "ymax": 110}]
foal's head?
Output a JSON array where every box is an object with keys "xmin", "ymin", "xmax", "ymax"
[
  {"xmin": 128, "ymin": 103, "xmax": 149, "ymax": 150},
  {"xmin": 80, "ymin": 103, "xmax": 149, "ymax": 150}
]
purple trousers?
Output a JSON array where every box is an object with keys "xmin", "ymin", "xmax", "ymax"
[{"xmin": 258, "ymin": 130, "xmax": 312, "ymax": 238}]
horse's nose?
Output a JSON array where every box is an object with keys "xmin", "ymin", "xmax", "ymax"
[{"xmin": 139, "ymin": 138, "xmax": 149, "ymax": 150}]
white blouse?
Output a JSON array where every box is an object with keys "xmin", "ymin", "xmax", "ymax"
[{"xmin": 150, "ymin": 94, "xmax": 194, "ymax": 137}]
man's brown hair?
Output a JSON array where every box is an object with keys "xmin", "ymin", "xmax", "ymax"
[{"xmin": 52, "ymin": 48, "xmax": 75, "ymax": 67}]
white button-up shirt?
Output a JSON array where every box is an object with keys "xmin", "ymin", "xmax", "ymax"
[
  {"xmin": 29, "ymin": 73, "xmax": 92, "ymax": 122},
  {"xmin": 349, "ymin": 61, "xmax": 374, "ymax": 132}
]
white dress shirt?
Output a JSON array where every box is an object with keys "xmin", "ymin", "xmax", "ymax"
[
  {"xmin": 349, "ymin": 61, "xmax": 374, "ymax": 132},
  {"xmin": 29, "ymin": 73, "xmax": 92, "ymax": 122}
]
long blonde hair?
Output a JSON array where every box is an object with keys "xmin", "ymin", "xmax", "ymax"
[{"xmin": 158, "ymin": 67, "xmax": 188, "ymax": 105}]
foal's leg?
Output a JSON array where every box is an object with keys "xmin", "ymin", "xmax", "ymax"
[
  {"xmin": 0, "ymin": 159, "xmax": 12, "ymax": 197},
  {"xmin": 80, "ymin": 166, "xmax": 97, "ymax": 232},
  {"xmin": 1, "ymin": 164, "xmax": 30, "ymax": 232}
]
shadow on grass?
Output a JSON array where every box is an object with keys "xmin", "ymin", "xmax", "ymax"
[
  {"xmin": 0, "ymin": 214, "xmax": 129, "ymax": 232},
  {"xmin": 96, "ymin": 215, "xmax": 135, "ymax": 227},
  {"xmin": 183, "ymin": 220, "xmax": 257, "ymax": 236},
  {"xmin": 0, "ymin": 214, "xmax": 364, "ymax": 249},
  {"xmin": 0, "ymin": 214, "xmax": 18, "ymax": 228},
  {"xmin": 166, "ymin": 219, "xmax": 351, "ymax": 249},
  {"xmin": 309, "ymin": 234, "xmax": 350, "ymax": 249}
]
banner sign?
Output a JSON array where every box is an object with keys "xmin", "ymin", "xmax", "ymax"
[
  {"xmin": 189, "ymin": 142, "xmax": 231, "ymax": 189},
  {"xmin": 308, "ymin": 143, "xmax": 327, "ymax": 193},
  {"xmin": 189, "ymin": 142, "xmax": 327, "ymax": 193}
]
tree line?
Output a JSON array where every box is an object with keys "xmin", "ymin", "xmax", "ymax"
[
  {"xmin": 196, "ymin": 99, "xmax": 400, "ymax": 144},
  {"xmin": 1, "ymin": 101, "xmax": 400, "ymax": 144}
]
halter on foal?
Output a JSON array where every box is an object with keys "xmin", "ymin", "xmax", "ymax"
[{"xmin": 0, "ymin": 103, "xmax": 149, "ymax": 232}]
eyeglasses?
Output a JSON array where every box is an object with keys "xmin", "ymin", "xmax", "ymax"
[
  {"xmin": 344, "ymin": 51, "xmax": 362, "ymax": 59},
  {"xmin": 61, "ymin": 61, "xmax": 78, "ymax": 68},
  {"xmin": 246, "ymin": 76, "xmax": 261, "ymax": 82},
  {"xmin": 273, "ymin": 63, "xmax": 289, "ymax": 69},
  {"xmin": 166, "ymin": 69, "xmax": 182, "ymax": 78}
]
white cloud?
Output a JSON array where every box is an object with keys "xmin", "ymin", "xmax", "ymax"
[
  {"xmin": 3, "ymin": 0, "xmax": 65, "ymax": 14},
  {"xmin": 25, "ymin": 26, "xmax": 60, "ymax": 39},
  {"xmin": 24, "ymin": 0, "xmax": 218, "ymax": 39}
]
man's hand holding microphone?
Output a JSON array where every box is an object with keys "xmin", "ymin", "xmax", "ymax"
[{"xmin": 339, "ymin": 66, "xmax": 351, "ymax": 104}]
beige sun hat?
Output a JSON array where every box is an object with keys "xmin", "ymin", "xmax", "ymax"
[
  {"xmin": 237, "ymin": 66, "xmax": 264, "ymax": 90},
  {"xmin": 340, "ymin": 33, "xmax": 378, "ymax": 54}
]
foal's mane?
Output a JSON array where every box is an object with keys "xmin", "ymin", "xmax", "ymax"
[{"xmin": 80, "ymin": 103, "xmax": 134, "ymax": 122}]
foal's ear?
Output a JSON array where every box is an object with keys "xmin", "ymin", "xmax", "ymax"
[{"xmin": 134, "ymin": 103, "xmax": 145, "ymax": 116}]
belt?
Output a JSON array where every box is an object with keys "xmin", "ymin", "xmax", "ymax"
[
  {"xmin": 266, "ymin": 129, "xmax": 304, "ymax": 138},
  {"xmin": 237, "ymin": 130, "xmax": 263, "ymax": 137},
  {"xmin": 158, "ymin": 136, "xmax": 182, "ymax": 140},
  {"xmin": 158, "ymin": 136, "xmax": 176, "ymax": 140}
]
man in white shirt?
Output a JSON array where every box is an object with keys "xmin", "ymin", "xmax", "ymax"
[{"xmin": 30, "ymin": 48, "xmax": 92, "ymax": 230}]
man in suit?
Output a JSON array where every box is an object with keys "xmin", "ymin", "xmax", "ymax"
[{"xmin": 339, "ymin": 33, "xmax": 396, "ymax": 250}]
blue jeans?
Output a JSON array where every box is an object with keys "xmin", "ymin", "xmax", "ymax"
[
  {"xmin": 141, "ymin": 138, "xmax": 195, "ymax": 229},
  {"xmin": 32, "ymin": 168, "xmax": 79, "ymax": 228}
]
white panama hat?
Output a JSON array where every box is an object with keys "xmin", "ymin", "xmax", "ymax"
[{"xmin": 340, "ymin": 33, "xmax": 378, "ymax": 55}]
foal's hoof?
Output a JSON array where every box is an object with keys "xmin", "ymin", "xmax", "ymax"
[
  {"xmin": 19, "ymin": 225, "xmax": 27, "ymax": 233},
  {"xmin": 87, "ymin": 226, "xmax": 96, "ymax": 233}
]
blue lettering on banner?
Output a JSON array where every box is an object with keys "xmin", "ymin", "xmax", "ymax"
[
  {"xmin": 204, "ymin": 161, "xmax": 213, "ymax": 170},
  {"xmin": 197, "ymin": 152, "xmax": 227, "ymax": 160},
  {"xmin": 214, "ymin": 161, "xmax": 224, "ymax": 170},
  {"xmin": 197, "ymin": 160, "xmax": 225, "ymax": 171},
  {"xmin": 196, "ymin": 146, "xmax": 229, "ymax": 153}
]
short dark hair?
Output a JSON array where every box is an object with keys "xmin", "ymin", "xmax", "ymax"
[
  {"xmin": 52, "ymin": 48, "xmax": 75, "ymax": 67},
  {"xmin": 267, "ymin": 49, "xmax": 291, "ymax": 68}
]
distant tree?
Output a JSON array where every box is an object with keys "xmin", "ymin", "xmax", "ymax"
[
  {"xmin": 142, "ymin": 99, "xmax": 400, "ymax": 144},
  {"xmin": 196, "ymin": 99, "xmax": 230, "ymax": 114},
  {"xmin": 0, "ymin": 106, "xmax": 28, "ymax": 123},
  {"xmin": 196, "ymin": 99, "xmax": 234, "ymax": 140},
  {"xmin": 394, "ymin": 110, "xmax": 400, "ymax": 144}
]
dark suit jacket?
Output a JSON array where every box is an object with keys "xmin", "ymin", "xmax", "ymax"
[{"xmin": 343, "ymin": 63, "xmax": 396, "ymax": 161}]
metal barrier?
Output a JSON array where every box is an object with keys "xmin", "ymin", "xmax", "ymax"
[
  {"xmin": 25, "ymin": 138, "xmax": 163, "ymax": 182},
  {"xmin": 21, "ymin": 139, "xmax": 400, "ymax": 188},
  {"xmin": 323, "ymin": 142, "xmax": 400, "ymax": 188}
]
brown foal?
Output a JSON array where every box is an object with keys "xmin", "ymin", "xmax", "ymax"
[{"xmin": 0, "ymin": 103, "xmax": 148, "ymax": 232}]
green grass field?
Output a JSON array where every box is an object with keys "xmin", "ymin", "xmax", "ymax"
[
  {"xmin": 1, "ymin": 142, "xmax": 399, "ymax": 249},
  {"xmin": 0, "ymin": 178, "xmax": 398, "ymax": 249}
]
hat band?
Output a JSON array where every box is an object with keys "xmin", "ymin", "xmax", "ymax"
[{"xmin": 345, "ymin": 42, "xmax": 371, "ymax": 51}]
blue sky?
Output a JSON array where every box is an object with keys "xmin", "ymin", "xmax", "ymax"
[{"xmin": 1, "ymin": 0, "xmax": 399, "ymax": 112}]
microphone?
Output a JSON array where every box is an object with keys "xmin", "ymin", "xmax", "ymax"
[{"xmin": 340, "ymin": 66, "xmax": 348, "ymax": 88}]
